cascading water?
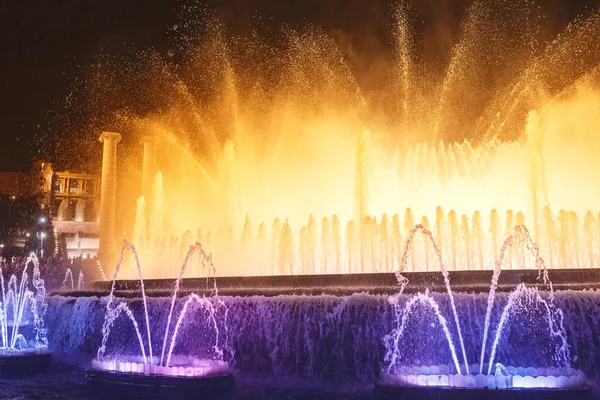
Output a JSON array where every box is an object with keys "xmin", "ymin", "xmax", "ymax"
[
  {"xmin": 0, "ymin": 254, "xmax": 49, "ymax": 356},
  {"xmin": 11, "ymin": 1, "xmax": 600, "ymax": 395},
  {"xmin": 486, "ymin": 283, "xmax": 570, "ymax": 376},
  {"xmin": 390, "ymin": 224, "xmax": 470, "ymax": 374},
  {"xmin": 382, "ymin": 224, "xmax": 584, "ymax": 390},
  {"xmin": 48, "ymin": 288, "xmax": 600, "ymax": 387},
  {"xmin": 90, "ymin": 240, "xmax": 230, "ymax": 378},
  {"xmin": 39, "ymin": 222, "xmax": 596, "ymax": 388},
  {"xmin": 385, "ymin": 290, "xmax": 462, "ymax": 375}
]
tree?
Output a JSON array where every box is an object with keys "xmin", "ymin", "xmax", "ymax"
[{"xmin": 0, "ymin": 194, "xmax": 53, "ymax": 257}]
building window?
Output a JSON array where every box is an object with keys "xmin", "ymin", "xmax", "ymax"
[
  {"xmin": 69, "ymin": 179, "xmax": 80, "ymax": 194},
  {"xmin": 54, "ymin": 179, "xmax": 64, "ymax": 194}
]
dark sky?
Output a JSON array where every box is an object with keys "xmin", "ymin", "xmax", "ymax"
[
  {"xmin": 0, "ymin": 0, "xmax": 180, "ymax": 172},
  {"xmin": 0, "ymin": 0, "xmax": 412, "ymax": 172},
  {"xmin": 0, "ymin": 0, "xmax": 594, "ymax": 172}
]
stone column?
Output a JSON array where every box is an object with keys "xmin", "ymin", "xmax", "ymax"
[
  {"xmin": 141, "ymin": 135, "xmax": 157, "ymax": 203},
  {"xmin": 42, "ymin": 162, "xmax": 54, "ymax": 209},
  {"xmin": 98, "ymin": 131, "xmax": 122, "ymax": 266}
]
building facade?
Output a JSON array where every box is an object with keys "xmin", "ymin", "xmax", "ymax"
[
  {"xmin": 0, "ymin": 161, "xmax": 100, "ymax": 259},
  {"xmin": 50, "ymin": 167, "xmax": 100, "ymax": 259}
]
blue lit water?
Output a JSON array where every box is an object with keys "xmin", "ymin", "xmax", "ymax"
[
  {"xmin": 3, "ymin": 290, "xmax": 600, "ymax": 398},
  {"xmin": 46, "ymin": 291, "xmax": 600, "ymax": 380}
]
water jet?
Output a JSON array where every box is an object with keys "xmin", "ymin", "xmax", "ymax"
[
  {"xmin": 378, "ymin": 225, "xmax": 589, "ymax": 398},
  {"xmin": 0, "ymin": 254, "xmax": 51, "ymax": 376},
  {"xmin": 85, "ymin": 241, "xmax": 233, "ymax": 396}
]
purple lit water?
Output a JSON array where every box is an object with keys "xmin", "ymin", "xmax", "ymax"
[
  {"xmin": 395, "ymin": 224, "xmax": 470, "ymax": 374},
  {"xmin": 63, "ymin": 268, "xmax": 85, "ymax": 290},
  {"xmin": 0, "ymin": 280, "xmax": 594, "ymax": 398},
  {"xmin": 78, "ymin": 270, "xmax": 85, "ymax": 290},
  {"xmin": 160, "ymin": 242, "xmax": 222, "ymax": 366},
  {"xmin": 385, "ymin": 291, "xmax": 462, "ymax": 374},
  {"xmin": 479, "ymin": 231, "xmax": 515, "ymax": 374},
  {"xmin": 97, "ymin": 242, "xmax": 153, "ymax": 364},
  {"xmin": 16, "ymin": 226, "xmax": 595, "ymax": 396},
  {"xmin": 479, "ymin": 225, "xmax": 556, "ymax": 374},
  {"xmin": 1, "ymin": 254, "xmax": 48, "ymax": 351},
  {"xmin": 488, "ymin": 286, "xmax": 570, "ymax": 375},
  {"xmin": 99, "ymin": 242, "xmax": 155, "ymax": 365},
  {"xmin": 165, "ymin": 293, "xmax": 219, "ymax": 367},
  {"xmin": 94, "ymin": 240, "xmax": 228, "ymax": 376},
  {"xmin": 384, "ymin": 223, "xmax": 576, "ymax": 386},
  {"xmin": 43, "ymin": 290, "xmax": 600, "ymax": 383},
  {"xmin": 62, "ymin": 268, "xmax": 74, "ymax": 291},
  {"xmin": 40, "ymin": 229, "xmax": 595, "ymax": 388}
]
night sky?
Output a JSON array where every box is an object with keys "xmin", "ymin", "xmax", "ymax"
[
  {"xmin": 0, "ymin": 0, "xmax": 594, "ymax": 172},
  {"xmin": 0, "ymin": 0, "xmax": 178, "ymax": 172}
]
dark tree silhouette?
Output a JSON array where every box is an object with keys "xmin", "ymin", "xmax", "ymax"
[{"xmin": 0, "ymin": 195, "xmax": 53, "ymax": 257}]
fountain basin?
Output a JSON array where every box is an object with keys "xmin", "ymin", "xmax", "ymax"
[
  {"xmin": 0, "ymin": 346, "xmax": 52, "ymax": 376},
  {"xmin": 80, "ymin": 268, "xmax": 600, "ymax": 298},
  {"xmin": 89, "ymin": 355, "xmax": 230, "ymax": 377},
  {"xmin": 87, "ymin": 356, "xmax": 233, "ymax": 398},
  {"xmin": 377, "ymin": 364, "xmax": 590, "ymax": 400}
]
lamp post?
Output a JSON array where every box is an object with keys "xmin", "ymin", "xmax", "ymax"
[
  {"xmin": 40, "ymin": 232, "xmax": 46, "ymax": 258},
  {"xmin": 38, "ymin": 216, "xmax": 47, "ymax": 258}
]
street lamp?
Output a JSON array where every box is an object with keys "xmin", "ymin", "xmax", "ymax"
[
  {"xmin": 40, "ymin": 232, "xmax": 46, "ymax": 258},
  {"xmin": 38, "ymin": 216, "xmax": 48, "ymax": 258}
]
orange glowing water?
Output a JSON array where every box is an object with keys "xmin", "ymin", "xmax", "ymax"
[{"xmin": 111, "ymin": 4, "xmax": 600, "ymax": 277}]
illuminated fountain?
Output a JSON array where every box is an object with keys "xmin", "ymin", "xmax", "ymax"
[
  {"xmin": 86, "ymin": 241, "xmax": 232, "ymax": 390},
  {"xmin": 121, "ymin": 103, "xmax": 600, "ymax": 278},
  {"xmin": 46, "ymin": 221, "xmax": 600, "ymax": 393},
  {"xmin": 41, "ymin": 0, "xmax": 600, "ymax": 395},
  {"xmin": 379, "ymin": 225, "xmax": 588, "ymax": 395},
  {"xmin": 61, "ymin": 268, "xmax": 85, "ymax": 291},
  {"xmin": 75, "ymin": 2, "xmax": 600, "ymax": 279},
  {"xmin": 0, "ymin": 254, "xmax": 51, "ymax": 375}
]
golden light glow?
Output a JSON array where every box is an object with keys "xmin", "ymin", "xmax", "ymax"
[{"xmin": 110, "ymin": 6, "xmax": 600, "ymax": 277}]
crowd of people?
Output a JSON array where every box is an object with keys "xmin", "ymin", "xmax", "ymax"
[{"xmin": 0, "ymin": 254, "xmax": 103, "ymax": 292}]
